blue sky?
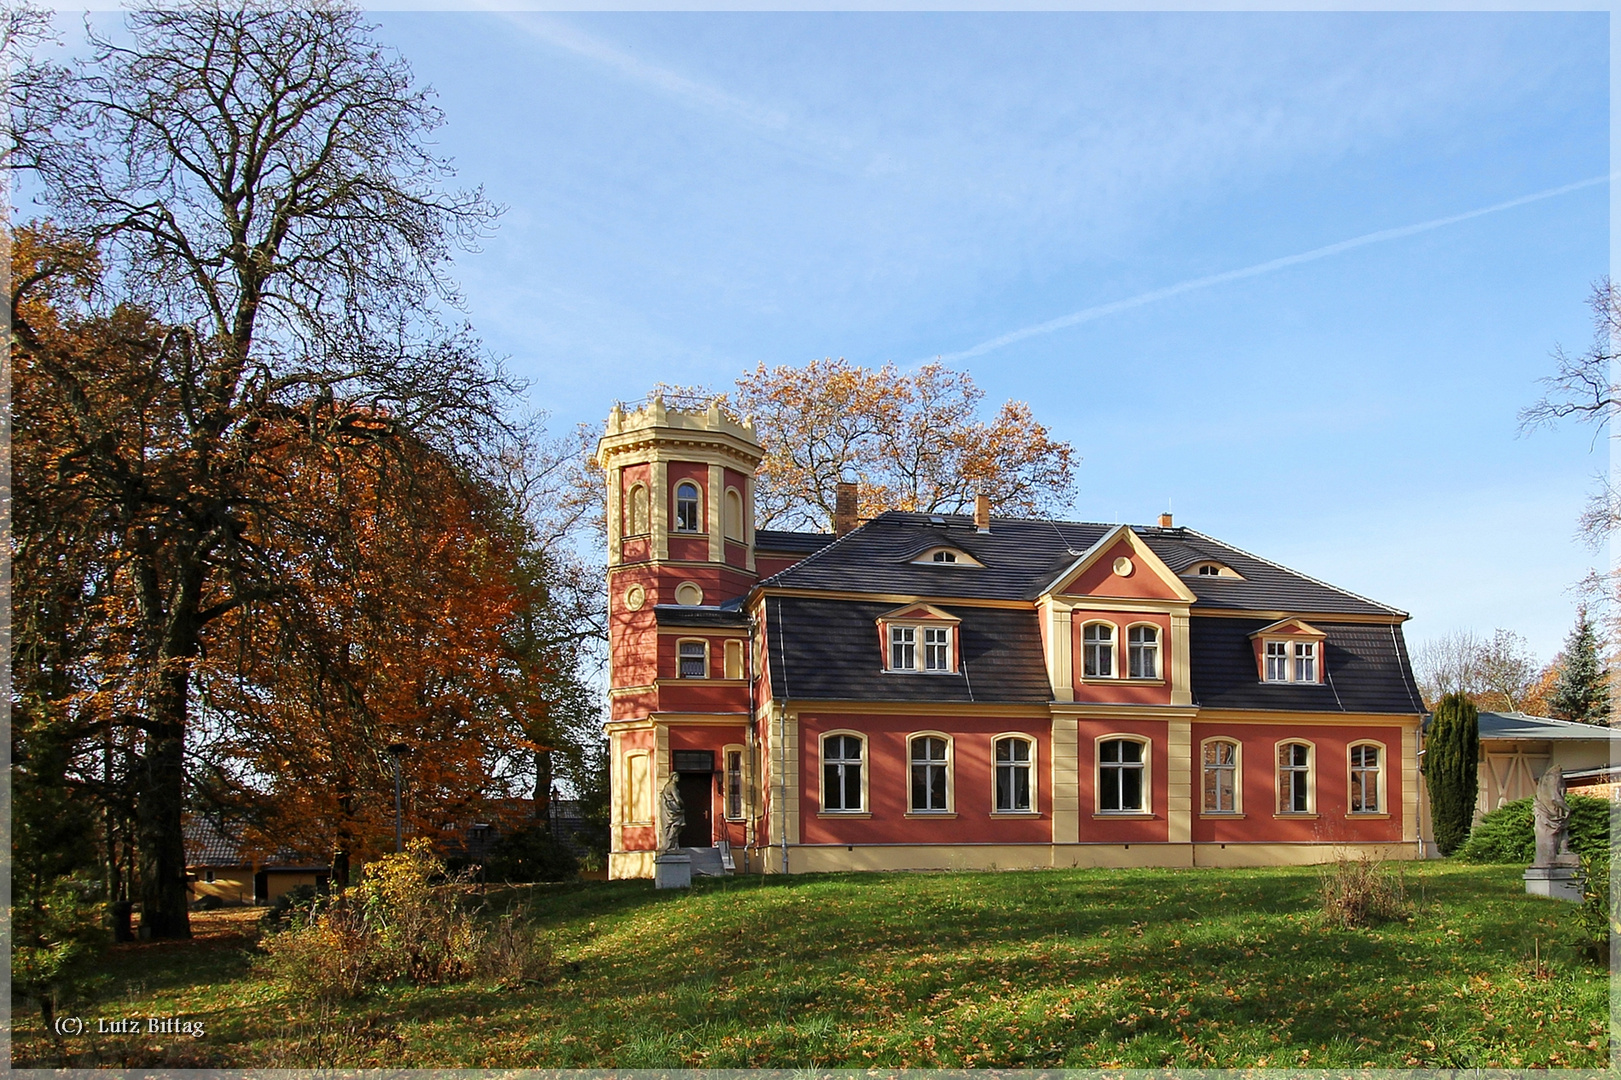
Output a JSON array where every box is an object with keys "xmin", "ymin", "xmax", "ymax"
[{"xmin": 46, "ymin": 8, "xmax": 1613, "ymax": 668}]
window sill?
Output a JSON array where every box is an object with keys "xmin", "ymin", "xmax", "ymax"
[
  {"xmin": 1274, "ymin": 812, "xmax": 1319, "ymax": 820},
  {"xmin": 1079, "ymin": 677, "xmax": 1165, "ymax": 686},
  {"xmin": 884, "ymin": 669, "xmax": 959, "ymax": 676},
  {"xmin": 1199, "ymin": 812, "xmax": 1246, "ymax": 819},
  {"xmin": 990, "ymin": 811, "xmax": 1042, "ymax": 818},
  {"xmin": 1349, "ymin": 811, "xmax": 1390, "ymax": 819},
  {"xmin": 1258, "ymin": 680, "xmax": 1326, "ymax": 687},
  {"xmin": 1093, "ymin": 812, "xmax": 1154, "ymax": 820},
  {"xmin": 817, "ymin": 811, "xmax": 871, "ymax": 819},
  {"xmin": 905, "ymin": 811, "xmax": 958, "ymax": 819}
]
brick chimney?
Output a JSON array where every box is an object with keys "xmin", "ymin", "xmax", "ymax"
[
  {"xmin": 1159, "ymin": 512, "xmax": 1173, "ymax": 528},
  {"xmin": 974, "ymin": 492, "xmax": 991, "ymax": 533},
  {"xmin": 834, "ymin": 481, "xmax": 858, "ymax": 537}
]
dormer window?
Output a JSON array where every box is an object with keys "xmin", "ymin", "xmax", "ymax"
[
  {"xmin": 879, "ymin": 603, "xmax": 960, "ymax": 674},
  {"xmin": 1186, "ymin": 561, "xmax": 1241, "ymax": 579},
  {"xmin": 1252, "ymin": 619, "xmax": 1326, "ymax": 684},
  {"xmin": 909, "ymin": 546, "xmax": 982, "ymax": 567}
]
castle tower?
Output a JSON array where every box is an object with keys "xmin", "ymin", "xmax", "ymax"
[{"xmin": 597, "ymin": 400, "xmax": 766, "ymax": 878}]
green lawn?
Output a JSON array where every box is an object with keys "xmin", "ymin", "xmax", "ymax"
[{"xmin": 15, "ymin": 861, "xmax": 1612, "ymax": 1068}]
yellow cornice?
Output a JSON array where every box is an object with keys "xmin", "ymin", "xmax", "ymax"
[
  {"xmin": 1191, "ymin": 709, "xmax": 1421, "ymax": 725},
  {"xmin": 756, "ymin": 585, "xmax": 1031, "ymax": 610},
  {"xmin": 1192, "ymin": 608, "xmax": 1407, "ymax": 625},
  {"xmin": 1050, "ymin": 704, "xmax": 1197, "ymax": 721},
  {"xmin": 656, "ymin": 626, "xmax": 749, "ymax": 638},
  {"xmin": 777, "ymin": 700, "xmax": 1051, "ymax": 718}
]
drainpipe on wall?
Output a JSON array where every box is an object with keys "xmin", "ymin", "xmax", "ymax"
[{"xmin": 779, "ymin": 705, "xmax": 789, "ymax": 875}]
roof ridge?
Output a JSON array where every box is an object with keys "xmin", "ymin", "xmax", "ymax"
[{"xmin": 1181, "ymin": 528, "xmax": 1406, "ymax": 618}]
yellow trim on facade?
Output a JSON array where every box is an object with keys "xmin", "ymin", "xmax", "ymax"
[
  {"xmin": 1169, "ymin": 612, "xmax": 1192, "ymax": 706},
  {"xmin": 707, "ymin": 463, "xmax": 725, "ymax": 563},
  {"xmin": 1166, "ymin": 716, "xmax": 1192, "ymax": 844},
  {"xmin": 1191, "ymin": 608, "xmax": 1406, "ymax": 625},
  {"xmin": 1051, "ymin": 713, "xmax": 1079, "ymax": 844}
]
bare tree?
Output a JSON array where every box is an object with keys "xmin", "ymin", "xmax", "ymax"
[
  {"xmin": 1413, "ymin": 629, "xmax": 1483, "ymax": 709},
  {"xmin": 1474, "ymin": 628, "xmax": 1538, "ymax": 714},
  {"xmin": 14, "ymin": 1, "xmax": 509, "ymax": 938}
]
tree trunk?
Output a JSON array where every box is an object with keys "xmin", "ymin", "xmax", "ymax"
[
  {"xmin": 332, "ymin": 847, "xmax": 350, "ymax": 892},
  {"xmin": 534, "ymin": 749, "xmax": 553, "ymax": 830},
  {"xmin": 136, "ymin": 663, "xmax": 191, "ymax": 940}
]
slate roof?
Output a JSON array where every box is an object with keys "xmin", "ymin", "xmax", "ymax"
[
  {"xmin": 655, "ymin": 604, "xmax": 749, "ymax": 629},
  {"xmin": 184, "ymin": 817, "xmax": 325, "ymax": 869},
  {"xmin": 763, "ymin": 595, "xmax": 1051, "ymax": 705},
  {"xmin": 1475, "ymin": 712, "xmax": 1620, "ymax": 741},
  {"xmin": 760, "ymin": 512, "xmax": 1404, "ymax": 617},
  {"xmin": 1188, "ymin": 617, "xmax": 1424, "ymax": 714},
  {"xmin": 755, "ymin": 529, "xmax": 837, "ymax": 555}
]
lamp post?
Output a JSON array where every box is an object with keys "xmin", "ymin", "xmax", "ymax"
[{"xmin": 387, "ymin": 743, "xmax": 411, "ymax": 852}]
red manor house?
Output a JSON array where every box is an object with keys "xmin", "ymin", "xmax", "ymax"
[{"xmin": 598, "ymin": 399, "xmax": 1425, "ymax": 879}]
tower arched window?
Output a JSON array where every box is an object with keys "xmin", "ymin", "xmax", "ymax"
[
  {"xmin": 674, "ymin": 481, "xmax": 701, "ymax": 532},
  {"xmin": 724, "ymin": 487, "xmax": 744, "ymax": 541}
]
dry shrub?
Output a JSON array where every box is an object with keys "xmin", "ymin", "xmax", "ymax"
[
  {"xmin": 1318, "ymin": 855, "xmax": 1410, "ymax": 928},
  {"xmin": 261, "ymin": 839, "xmax": 553, "ymax": 999}
]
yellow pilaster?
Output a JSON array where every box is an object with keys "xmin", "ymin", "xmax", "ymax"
[
  {"xmin": 1170, "ymin": 612, "xmax": 1192, "ymax": 706},
  {"xmin": 1051, "ymin": 713, "xmax": 1079, "ymax": 844},
  {"xmin": 1048, "ymin": 604, "xmax": 1074, "ymax": 702},
  {"xmin": 607, "ymin": 466, "xmax": 622, "ymax": 567},
  {"xmin": 707, "ymin": 463, "xmax": 725, "ymax": 563},
  {"xmin": 651, "ymin": 459, "xmax": 669, "ymax": 562},
  {"xmin": 1401, "ymin": 722, "xmax": 1420, "ymax": 842},
  {"xmin": 1166, "ymin": 716, "xmax": 1192, "ymax": 843}
]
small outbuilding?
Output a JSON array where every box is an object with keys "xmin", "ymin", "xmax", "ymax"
[
  {"xmin": 1474, "ymin": 711, "xmax": 1619, "ymax": 820},
  {"xmin": 185, "ymin": 817, "xmax": 329, "ymax": 905}
]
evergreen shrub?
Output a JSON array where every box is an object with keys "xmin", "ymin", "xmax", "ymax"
[{"xmin": 1453, "ymin": 794, "xmax": 1612, "ymax": 863}]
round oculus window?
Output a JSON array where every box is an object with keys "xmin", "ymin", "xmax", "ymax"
[{"xmin": 1113, "ymin": 556, "xmax": 1134, "ymax": 576}]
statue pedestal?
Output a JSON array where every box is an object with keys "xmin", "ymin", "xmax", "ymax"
[
  {"xmin": 1524, "ymin": 860, "xmax": 1583, "ymax": 903},
  {"xmin": 654, "ymin": 853, "xmax": 692, "ymax": 890}
]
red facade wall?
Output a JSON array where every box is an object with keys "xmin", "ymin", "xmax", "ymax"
[
  {"xmin": 1074, "ymin": 717, "xmax": 1170, "ymax": 843},
  {"xmin": 797, "ymin": 713, "xmax": 1052, "ymax": 845},
  {"xmin": 1066, "ymin": 539, "xmax": 1183, "ymax": 600},
  {"xmin": 1189, "ymin": 722, "xmax": 1404, "ymax": 843},
  {"xmin": 1071, "ymin": 610, "xmax": 1172, "ymax": 705}
]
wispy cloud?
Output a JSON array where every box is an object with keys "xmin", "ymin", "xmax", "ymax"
[
  {"xmin": 933, "ymin": 172, "xmax": 1613, "ymax": 364},
  {"xmin": 499, "ymin": 13, "xmax": 794, "ymax": 136}
]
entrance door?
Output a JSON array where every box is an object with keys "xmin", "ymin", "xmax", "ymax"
[{"xmin": 678, "ymin": 771, "xmax": 714, "ymax": 848}]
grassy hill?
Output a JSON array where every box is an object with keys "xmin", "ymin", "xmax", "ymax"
[{"xmin": 14, "ymin": 861, "xmax": 1609, "ymax": 1068}]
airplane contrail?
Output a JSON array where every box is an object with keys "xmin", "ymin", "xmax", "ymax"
[{"xmin": 934, "ymin": 172, "xmax": 1613, "ymax": 364}]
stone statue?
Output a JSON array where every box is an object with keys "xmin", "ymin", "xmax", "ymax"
[
  {"xmin": 1532, "ymin": 765, "xmax": 1574, "ymax": 866},
  {"xmin": 658, "ymin": 772, "xmax": 685, "ymax": 853}
]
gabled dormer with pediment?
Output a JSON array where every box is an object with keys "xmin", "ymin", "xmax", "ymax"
[
  {"xmin": 876, "ymin": 602, "xmax": 962, "ymax": 674},
  {"xmin": 1034, "ymin": 525, "xmax": 1196, "ymax": 706},
  {"xmin": 1249, "ymin": 617, "xmax": 1328, "ymax": 686}
]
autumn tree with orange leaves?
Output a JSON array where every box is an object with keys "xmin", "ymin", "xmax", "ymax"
[
  {"xmin": 650, "ymin": 359, "xmax": 1076, "ymax": 531},
  {"xmin": 11, "ymin": 2, "xmax": 511, "ymax": 938}
]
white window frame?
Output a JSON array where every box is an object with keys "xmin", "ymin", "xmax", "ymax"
[
  {"xmin": 676, "ymin": 638, "xmax": 708, "ymax": 679},
  {"xmin": 1275, "ymin": 739, "xmax": 1316, "ymax": 815},
  {"xmin": 908, "ymin": 731, "xmax": 954, "ymax": 814},
  {"xmin": 820, "ymin": 731, "xmax": 867, "ymax": 813},
  {"xmin": 673, "ymin": 480, "xmax": 702, "ymax": 533},
  {"xmin": 1262, "ymin": 637, "xmax": 1322, "ymax": 683},
  {"xmin": 992, "ymin": 734, "xmax": 1038, "ymax": 814},
  {"xmin": 1081, "ymin": 621, "xmax": 1117, "ymax": 679},
  {"xmin": 886, "ymin": 622, "xmax": 955, "ymax": 673},
  {"xmin": 1200, "ymin": 737, "xmax": 1242, "ymax": 815},
  {"xmin": 1126, "ymin": 623, "xmax": 1161, "ymax": 680},
  {"xmin": 1347, "ymin": 740, "xmax": 1387, "ymax": 815},
  {"xmin": 1095, "ymin": 734, "xmax": 1150, "ymax": 814}
]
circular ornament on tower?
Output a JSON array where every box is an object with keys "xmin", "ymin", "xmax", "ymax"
[
  {"xmin": 624, "ymin": 584, "xmax": 646, "ymax": 611},
  {"xmin": 1113, "ymin": 556, "xmax": 1134, "ymax": 577}
]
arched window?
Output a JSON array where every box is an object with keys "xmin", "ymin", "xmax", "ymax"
[
  {"xmin": 674, "ymin": 481, "xmax": 701, "ymax": 532},
  {"xmin": 1202, "ymin": 738, "xmax": 1240, "ymax": 814},
  {"xmin": 1277, "ymin": 741, "xmax": 1314, "ymax": 814},
  {"xmin": 1097, "ymin": 736, "xmax": 1148, "ymax": 812},
  {"xmin": 821, "ymin": 733, "xmax": 865, "ymax": 812},
  {"xmin": 625, "ymin": 484, "xmax": 648, "ymax": 536},
  {"xmin": 1082, "ymin": 622, "xmax": 1115, "ymax": 678},
  {"xmin": 723, "ymin": 488, "xmax": 744, "ymax": 542},
  {"xmin": 1127, "ymin": 624, "xmax": 1160, "ymax": 679},
  {"xmin": 1349, "ymin": 741, "xmax": 1385, "ymax": 814},
  {"xmin": 909, "ymin": 734, "xmax": 951, "ymax": 812},
  {"xmin": 994, "ymin": 736, "xmax": 1035, "ymax": 813}
]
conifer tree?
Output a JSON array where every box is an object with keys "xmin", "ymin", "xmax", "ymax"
[
  {"xmin": 1424, "ymin": 692, "xmax": 1480, "ymax": 857},
  {"xmin": 1548, "ymin": 607, "xmax": 1611, "ymax": 725}
]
